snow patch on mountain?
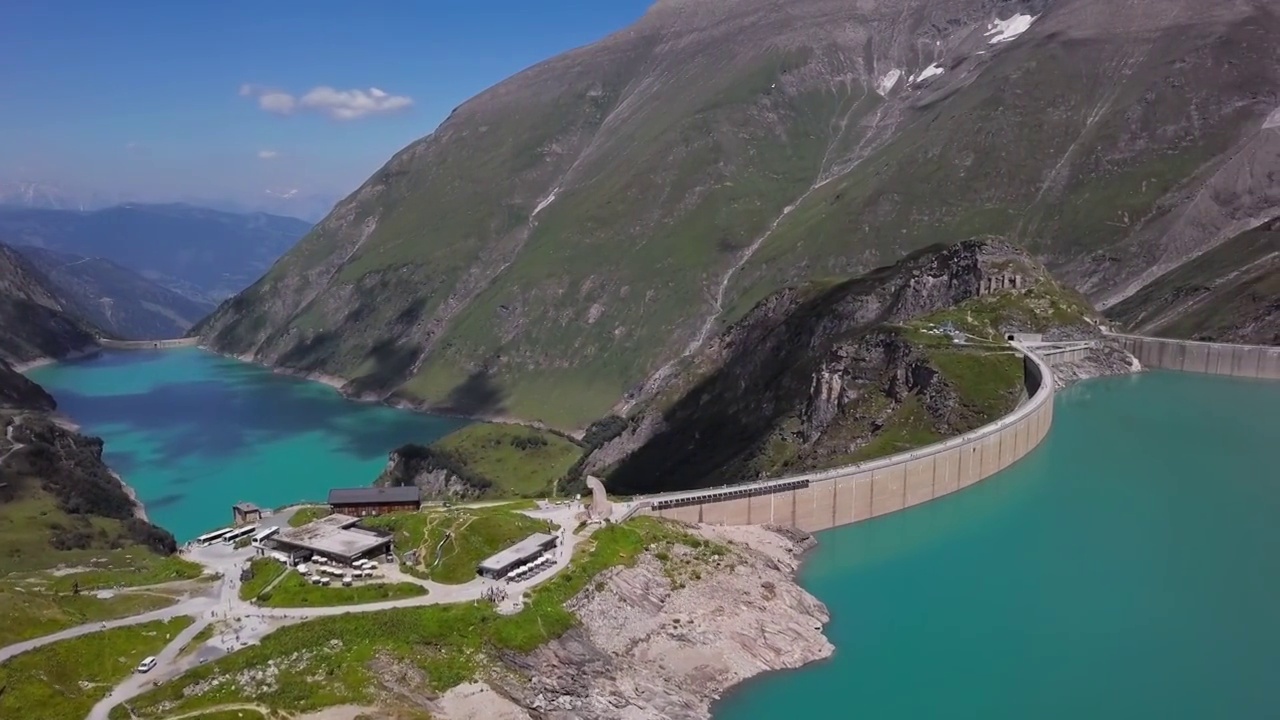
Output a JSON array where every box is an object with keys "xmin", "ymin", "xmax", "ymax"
[
  {"xmin": 876, "ymin": 69, "xmax": 902, "ymax": 95},
  {"xmin": 987, "ymin": 14, "xmax": 1037, "ymax": 44},
  {"xmin": 910, "ymin": 64, "xmax": 945, "ymax": 84}
]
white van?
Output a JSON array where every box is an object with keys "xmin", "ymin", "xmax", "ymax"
[{"xmin": 136, "ymin": 656, "xmax": 157, "ymax": 673}]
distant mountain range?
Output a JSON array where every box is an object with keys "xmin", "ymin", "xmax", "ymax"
[
  {"xmin": 0, "ymin": 203, "xmax": 312, "ymax": 305},
  {"xmin": 0, "ymin": 181, "xmax": 340, "ymax": 223},
  {"xmin": 17, "ymin": 246, "xmax": 215, "ymax": 341}
]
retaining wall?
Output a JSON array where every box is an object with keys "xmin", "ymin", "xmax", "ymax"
[
  {"xmin": 1034, "ymin": 344, "xmax": 1094, "ymax": 367},
  {"xmin": 1106, "ymin": 332, "xmax": 1280, "ymax": 380},
  {"xmin": 98, "ymin": 337, "xmax": 201, "ymax": 350},
  {"xmin": 641, "ymin": 344, "xmax": 1055, "ymax": 532}
]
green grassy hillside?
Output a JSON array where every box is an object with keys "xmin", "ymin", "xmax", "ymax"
[
  {"xmin": 195, "ymin": 0, "xmax": 1280, "ymax": 430},
  {"xmin": 430, "ymin": 424, "xmax": 582, "ymax": 497},
  {"xmin": 379, "ymin": 424, "xmax": 584, "ymax": 500}
]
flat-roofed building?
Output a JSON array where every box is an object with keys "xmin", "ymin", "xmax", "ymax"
[
  {"xmin": 269, "ymin": 513, "xmax": 393, "ymax": 565},
  {"xmin": 328, "ymin": 486, "xmax": 422, "ymax": 517},
  {"xmin": 232, "ymin": 502, "xmax": 263, "ymax": 526},
  {"xmin": 477, "ymin": 533, "xmax": 558, "ymax": 579}
]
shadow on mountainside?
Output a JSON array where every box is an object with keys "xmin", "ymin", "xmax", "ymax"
[
  {"xmin": 606, "ymin": 242, "xmax": 997, "ymax": 495},
  {"xmin": 434, "ymin": 366, "xmax": 507, "ymax": 418}
]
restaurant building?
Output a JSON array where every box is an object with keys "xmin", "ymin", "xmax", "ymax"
[{"xmin": 327, "ymin": 486, "xmax": 422, "ymax": 517}]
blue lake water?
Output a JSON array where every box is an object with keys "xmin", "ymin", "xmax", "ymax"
[
  {"xmin": 28, "ymin": 348, "xmax": 466, "ymax": 541},
  {"xmin": 715, "ymin": 370, "xmax": 1280, "ymax": 719}
]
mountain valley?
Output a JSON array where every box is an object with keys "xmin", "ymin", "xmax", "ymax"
[{"xmin": 0, "ymin": 203, "xmax": 312, "ymax": 305}]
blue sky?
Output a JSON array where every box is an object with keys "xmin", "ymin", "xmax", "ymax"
[{"xmin": 1, "ymin": 0, "xmax": 652, "ymax": 210}]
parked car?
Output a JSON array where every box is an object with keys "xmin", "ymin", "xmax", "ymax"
[{"xmin": 136, "ymin": 656, "xmax": 157, "ymax": 673}]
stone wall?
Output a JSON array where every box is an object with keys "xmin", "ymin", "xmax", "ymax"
[
  {"xmin": 641, "ymin": 344, "xmax": 1055, "ymax": 532},
  {"xmin": 98, "ymin": 337, "xmax": 201, "ymax": 350},
  {"xmin": 1106, "ymin": 333, "xmax": 1280, "ymax": 380}
]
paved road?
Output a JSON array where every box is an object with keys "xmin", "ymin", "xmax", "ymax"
[
  {"xmin": 1, "ymin": 416, "xmax": 26, "ymax": 465},
  {"xmin": 0, "ymin": 502, "xmax": 592, "ymax": 720},
  {"xmin": 0, "ymin": 597, "xmax": 213, "ymax": 664}
]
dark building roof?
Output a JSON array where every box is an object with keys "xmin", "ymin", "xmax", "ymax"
[
  {"xmin": 327, "ymin": 486, "xmax": 422, "ymax": 506},
  {"xmin": 233, "ymin": 502, "xmax": 261, "ymax": 513}
]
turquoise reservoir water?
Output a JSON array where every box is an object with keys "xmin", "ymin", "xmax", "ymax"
[
  {"xmin": 28, "ymin": 349, "xmax": 466, "ymax": 542},
  {"xmin": 715, "ymin": 370, "xmax": 1280, "ymax": 720}
]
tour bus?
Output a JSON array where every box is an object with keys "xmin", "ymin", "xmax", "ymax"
[
  {"xmin": 195, "ymin": 528, "xmax": 233, "ymax": 547},
  {"xmin": 221, "ymin": 524, "xmax": 258, "ymax": 545},
  {"xmin": 251, "ymin": 526, "xmax": 280, "ymax": 546}
]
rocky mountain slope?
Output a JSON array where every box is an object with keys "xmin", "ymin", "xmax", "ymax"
[
  {"xmin": 479, "ymin": 524, "xmax": 831, "ymax": 720},
  {"xmin": 0, "ymin": 203, "xmax": 312, "ymax": 304},
  {"xmin": 594, "ymin": 239, "xmax": 1098, "ymax": 494},
  {"xmin": 1107, "ymin": 218, "xmax": 1280, "ymax": 345},
  {"xmin": 0, "ymin": 242, "xmax": 99, "ymax": 367},
  {"xmin": 17, "ymin": 246, "xmax": 215, "ymax": 340},
  {"xmin": 196, "ymin": 0, "xmax": 1280, "ymax": 430}
]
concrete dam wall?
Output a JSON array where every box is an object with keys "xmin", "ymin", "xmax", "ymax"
[
  {"xmin": 641, "ymin": 344, "xmax": 1055, "ymax": 533},
  {"xmin": 98, "ymin": 337, "xmax": 201, "ymax": 350},
  {"xmin": 1106, "ymin": 333, "xmax": 1280, "ymax": 380}
]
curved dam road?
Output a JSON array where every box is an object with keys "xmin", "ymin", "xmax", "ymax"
[
  {"xmin": 635, "ymin": 341, "xmax": 1055, "ymax": 533},
  {"xmin": 96, "ymin": 337, "xmax": 201, "ymax": 350},
  {"xmin": 1105, "ymin": 332, "xmax": 1280, "ymax": 380},
  {"xmin": 636, "ymin": 332, "xmax": 1280, "ymax": 532}
]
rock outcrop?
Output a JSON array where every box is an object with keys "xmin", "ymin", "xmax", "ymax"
[
  {"xmin": 373, "ymin": 443, "xmax": 491, "ymax": 501},
  {"xmin": 601, "ymin": 239, "xmax": 1094, "ymax": 494},
  {"xmin": 1049, "ymin": 344, "xmax": 1143, "ymax": 389},
  {"xmin": 434, "ymin": 523, "xmax": 832, "ymax": 720}
]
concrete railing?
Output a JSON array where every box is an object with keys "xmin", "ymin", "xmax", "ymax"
[
  {"xmin": 97, "ymin": 337, "xmax": 201, "ymax": 350},
  {"xmin": 638, "ymin": 343, "xmax": 1055, "ymax": 532},
  {"xmin": 1105, "ymin": 332, "xmax": 1280, "ymax": 380}
]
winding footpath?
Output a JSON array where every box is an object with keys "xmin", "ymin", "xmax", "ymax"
[{"xmin": 0, "ymin": 502, "xmax": 587, "ymax": 720}]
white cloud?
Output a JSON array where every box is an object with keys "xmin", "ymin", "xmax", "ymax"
[
  {"xmin": 124, "ymin": 141, "xmax": 144, "ymax": 154},
  {"xmin": 239, "ymin": 83, "xmax": 412, "ymax": 120},
  {"xmin": 299, "ymin": 86, "xmax": 413, "ymax": 120},
  {"xmin": 257, "ymin": 149, "xmax": 279, "ymax": 160}
]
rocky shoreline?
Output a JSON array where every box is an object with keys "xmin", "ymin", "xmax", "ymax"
[
  {"xmin": 1048, "ymin": 342, "xmax": 1143, "ymax": 389},
  {"xmin": 430, "ymin": 522, "xmax": 833, "ymax": 720},
  {"xmin": 110, "ymin": 469, "xmax": 150, "ymax": 522},
  {"xmin": 12, "ymin": 344, "xmax": 102, "ymax": 373}
]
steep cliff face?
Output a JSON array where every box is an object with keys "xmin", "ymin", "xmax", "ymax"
[
  {"xmin": 197, "ymin": 0, "xmax": 1280, "ymax": 429},
  {"xmin": 374, "ymin": 444, "xmax": 492, "ymax": 501},
  {"xmin": 0, "ymin": 360, "xmax": 56, "ymax": 411},
  {"xmin": 599, "ymin": 239, "xmax": 1096, "ymax": 494}
]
